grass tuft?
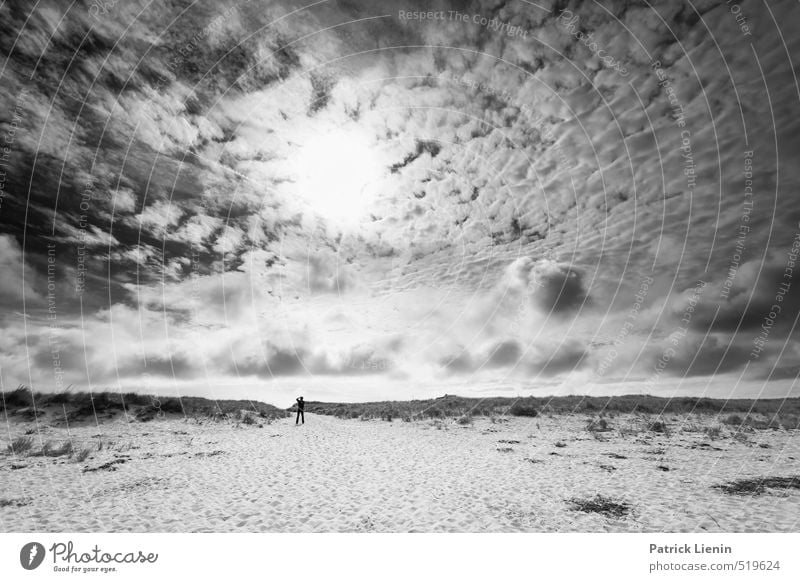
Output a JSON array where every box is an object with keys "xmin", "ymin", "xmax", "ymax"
[{"xmin": 7, "ymin": 436, "xmax": 34, "ymax": 455}]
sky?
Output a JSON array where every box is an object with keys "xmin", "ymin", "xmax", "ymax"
[{"xmin": 1, "ymin": 0, "xmax": 799, "ymax": 406}]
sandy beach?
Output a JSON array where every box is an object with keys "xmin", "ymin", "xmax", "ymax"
[{"xmin": 2, "ymin": 410, "xmax": 798, "ymax": 532}]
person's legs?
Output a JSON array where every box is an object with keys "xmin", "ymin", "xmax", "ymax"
[
  {"xmin": 300, "ymin": 410, "xmax": 305, "ymax": 424},
  {"xmin": 296, "ymin": 409, "xmax": 301, "ymax": 424}
]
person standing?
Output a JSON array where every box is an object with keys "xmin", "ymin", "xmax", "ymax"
[{"xmin": 295, "ymin": 396, "xmax": 305, "ymax": 425}]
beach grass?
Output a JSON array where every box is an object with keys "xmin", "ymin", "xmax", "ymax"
[
  {"xmin": 297, "ymin": 394, "xmax": 800, "ymax": 424},
  {"xmin": 1, "ymin": 386, "xmax": 290, "ymax": 422}
]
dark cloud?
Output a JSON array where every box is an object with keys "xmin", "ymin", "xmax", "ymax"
[
  {"xmin": 635, "ymin": 333, "xmax": 755, "ymax": 381},
  {"xmin": 532, "ymin": 262, "xmax": 589, "ymax": 315},
  {"xmin": 528, "ymin": 340, "xmax": 588, "ymax": 377},
  {"xmin": 439, "ymin": 338, "xmax": 588, "ymax": 377},
  {"xmin": 439, "ymin": 350, "xmax": 474, "ymax": 374},
  {"xmin": 485, "ymin": 339, "xmax": 522, "ymax": 367},
  {"xmin": 115, "ymin": 353, "xmax": 200, "ymax": 380},
  {"xmin": 229, "ymin": 342, "xmax": 394, "ymax": 378},
  {"xmin": 677, "ymin": 252, "xmax": 800, "ymax": 336}
]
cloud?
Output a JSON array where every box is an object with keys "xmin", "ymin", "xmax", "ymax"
[
  {"xmin": 676, "ymin": 250, "xmax": 800, "ymax": 335},
  {"xmin": 530, "ymin": 260, "xmax": 590, "ymax": 314},
  {"xmin": 2, "ymin": 0, "xmax": 800, "ymax": 400},
  {"xmin": 439, "ymin": 337, "xmax": 588, "ymax": 377},
  {"xmin": 0, "ymin": 234, "xmax": 44, "ymax": 308}
]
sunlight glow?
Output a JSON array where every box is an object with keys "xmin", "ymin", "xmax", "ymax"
[{"xmin": 291, "ymin": 128, "xmax": 384, "ymax": 227}]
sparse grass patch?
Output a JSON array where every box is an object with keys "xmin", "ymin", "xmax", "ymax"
[
  {"xmin": 568, "ymin": 495, "xmax": 631, "ymax": 518},
  {"xmin": 618, "ymin": 426, "xmax": 640, "ymax": 438},
  {"xmin": 0, "ymin": 497, "xmax": 31, "ymax": 508},
  {"xmin": 713, "ymin": 476, "xmax": 800, "ymax": 496},
  {"xmin": 704, "ymin": 426, "xmax": 722, "ymax": 439},
  {"xmin": 455, "ymin": 414, "xmax": 473, "ymax": 425}
]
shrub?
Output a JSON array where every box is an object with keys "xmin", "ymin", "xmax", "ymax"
[
  {"xmin": 587, "ymin": 418, "xmax": 610, "ymax": 432},
  {"xmin": 509, "ymin": 401, "xmax": 539, "ymax": 417},
  {"xmin": 704, "ymin": 426, "xmax": 721, "ymax": 439},
  {"xmin": 649, "ymin": 420, "xmax": 669, "ymax": 434},
  {"xmin": 456, "ymin": 415, "xmax": 473, "ymax": 425},
  {"xmin": 135, "ymin": 407, "xmax": 158, "ymax": 422},
  {"xmin": 723, "ymin": 414, "xmax": 743, "ymax": 426},
  {"xmin": 780, "ymin": 415, "xmax": 800, "ymax": 430},
  {"xmin": 1, "ymin": 386, "xmax": 34, "ymax": 409},
  {"xmin": 45, "ymin": 390, "xmax": 73, "ymax": 405},
  {"xmin": 159, "ymin": 399, "xmax": 185, "ymax": 414}
]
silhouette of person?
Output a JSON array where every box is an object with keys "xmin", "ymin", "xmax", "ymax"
[{"xmin": 295, "ymin": 396, "xmax": 305, "ymax": 425}]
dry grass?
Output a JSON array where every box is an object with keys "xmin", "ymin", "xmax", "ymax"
[
  {"xmin": 6, "ymin": 387, "xmax": 800, "ymax": 427},
  {"xmin": 587, "ymin": 418, "xmax": 611, "ymax": 432},
  {"xmin": 1, "ymin": 386, "xmax": 290, "ymax": 422},
  {"xmin": 7, "ymin": 436, "xmax": 34, "ymax": 455},
  {"xmin": 298, "ymin": 394, "xmax": 800, "ymax": 423},
  {"xmin": 713, "ymin": 476, "xmax": 800, "ymax": 496},
  {"xmin": 74, "ymin": 447, "xmax": 92, "ymax": 463},
  {"xmin": 568, "ymin": 495, "xmax": 631, "ymax": 518},
  {"xmin": 0, "ymin": 498, "xmax": 31, "ymax": 508},
  {"xmin": 40, "ymin": 441, "xmax": 74, "ymax": 457},
  {"xmin": 648, "ymin": 420, "xmax": 670, "ymax": 435}
]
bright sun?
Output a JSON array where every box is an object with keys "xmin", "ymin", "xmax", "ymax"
[{"xmin": 291, "ymin": 128, "xmax": 384, "ymax": 227}]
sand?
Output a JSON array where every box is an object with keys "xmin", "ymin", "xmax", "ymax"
[{"xmin": 1, "ymin": 411, "xmax": 799, "ymax": 532}]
